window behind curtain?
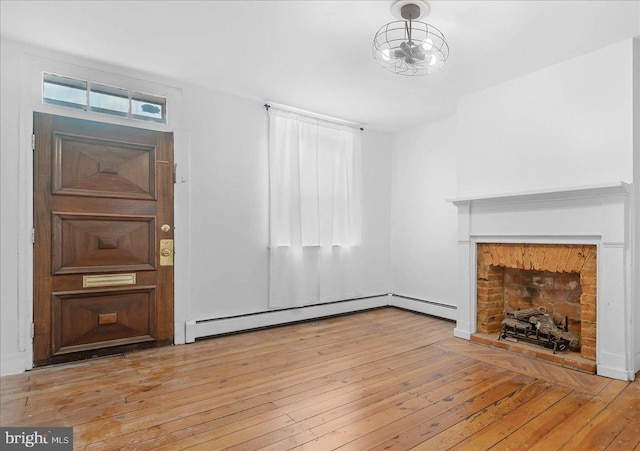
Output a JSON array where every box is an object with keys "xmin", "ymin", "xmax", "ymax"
[{"xmin": 268, "ymin": 108, "xmax": 363, "ymax": 308}]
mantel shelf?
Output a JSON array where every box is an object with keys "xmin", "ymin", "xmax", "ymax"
[{"xmin": 446, "ymin": 181, "xmax": 631, "ymax": 205}]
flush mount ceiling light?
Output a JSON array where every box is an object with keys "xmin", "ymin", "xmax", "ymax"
[{"xmin": 373, "ymin": 0, "xmax": 449, "ymax": 76}]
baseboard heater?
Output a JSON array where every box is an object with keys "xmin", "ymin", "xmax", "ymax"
[
  {"xmin": 185, "ymin": 294, "xmax": 457, "ymax": 343},
  {"xmin": 390, "ymin": 295, "xmax": 457, "ymax": 321}
]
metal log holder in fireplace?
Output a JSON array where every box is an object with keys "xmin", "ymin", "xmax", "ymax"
[{"xmin": 497, "ymin": 307, "xmax": 580, "ymax": 354}]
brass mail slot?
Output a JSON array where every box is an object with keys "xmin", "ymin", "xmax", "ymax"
[{"xmin": 83, "ymin": 273, "xmax": 136, "ymax": 288}]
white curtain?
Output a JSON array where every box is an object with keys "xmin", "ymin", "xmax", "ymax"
[{"xmin": 268, "ymin": 107, "xmax": 363, "ymax": 308}]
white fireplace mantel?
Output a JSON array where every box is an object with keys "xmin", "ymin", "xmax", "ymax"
[
  {"xmin": 447, "ymin": 181, "xmax": 630, "ymax": 204},
  {"xmin": 448, "ymin": 182, "xmax": 636, "ymax": 380}
]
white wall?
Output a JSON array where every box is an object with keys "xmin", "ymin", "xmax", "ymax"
[
  {"xmin": 361, "ymin": 129, "xmax": 394, "ymax": 297},
  {"xmin": 633, "ymin": 37, "xmax": 640, "ymax": 372},
  {"xmin": 0, "ymin": 38, "xmax": 393, "ymax": 375},
  {"xmin": 184, "ymin": 87, "xmax": 269, "ymax": 319},
  {"xmin": 457, "ymin": 39, "xmax": 634, "ymax": 197},
  {"xmin": 391, "ymin": 116, "xmax": 458, "ymax": 306},
  {"xmin": 390, "ymin": 38, "xmax": 636, "ymax": 310},
  {"xmin": 184, "ymin": 87, "xmax": 393, "ymax": 320},
  {"xmin": 0, "ymin": 39, "xmax": 23, "ymax": 373}
]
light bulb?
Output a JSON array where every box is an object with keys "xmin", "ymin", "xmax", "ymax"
[
  {"xmin": 422, "ymin": 38, "xmax": 433, "ymax": 51},
  {"xmin": 428, "ymin": 54, "xmax": 438, "ymax": 66},
  {"xmin": 382, "ymin": 48, "xmax": 391, "ymax": 61}
]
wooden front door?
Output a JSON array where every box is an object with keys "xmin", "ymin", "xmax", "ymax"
[{"xmin": 33, "ymin": 112, "xmax": 174, "ymax": 366}]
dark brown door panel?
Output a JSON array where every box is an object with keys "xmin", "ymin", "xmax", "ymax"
[
  {"xmin": 52, "ymin": 132, "xmax": 157, "ymax": 199},
  {"xmin": 51, "ymin": 287, "xmax": 156, "ymax": 355},
  {"xmin": 51, "ymin": 213, "xmax": 156, "ymax": 274}
]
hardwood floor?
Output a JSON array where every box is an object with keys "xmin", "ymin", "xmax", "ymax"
[{"xmin": 1, "ymin": 308, "xmax": 638, "ymax": 450}]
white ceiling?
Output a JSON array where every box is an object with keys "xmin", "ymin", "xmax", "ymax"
[{"xmin": 1, "ymin": 1, "xmax": 639, "ymax": 132}]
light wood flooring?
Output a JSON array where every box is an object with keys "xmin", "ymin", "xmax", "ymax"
[{"xmin": 1, "ymin": 308, "xmax": 638, "ymax": 450}]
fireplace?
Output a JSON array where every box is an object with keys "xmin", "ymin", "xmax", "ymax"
[
  {"xmin": 448, "ymin": 182, "xmax": 636, "ymax": 380},
  {"xmin": 474, "ymin": 243, "xmax": 596, "ymax": 371}
]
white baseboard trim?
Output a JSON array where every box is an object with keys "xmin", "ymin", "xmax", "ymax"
[
  {"xmin": 389, "ymin": 295, "xmax": 457, "ymax": 321},
  {"xmin": 1, "ymin": 352, "xmax": 27, "ymax": 377},
  {"xmin": 453, "ymin": 328, "xmax": 471, "ymax": 340},
  {"xmin": 184, "ymin": 294, "xmax": 460, "ymax": 343},
  {"xmin": 174, "ymin": 320, "xmax": 186, "ymax": 345},
  {"xmin": 597, "ymin": 365, "xmax": 635, "ymax": 381},
  {"xmin": 185, "ymin": 295, "xmax": 391, "ymax": 343}
]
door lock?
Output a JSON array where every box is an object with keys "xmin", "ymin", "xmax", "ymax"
[{"xmin": 160, "ymin": 239, "xmax": 174, "ymax": 266}]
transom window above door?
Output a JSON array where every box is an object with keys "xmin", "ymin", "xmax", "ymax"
[{"xmin": 42, "ymin": 73, "xmax": 167, "ymax": 124}]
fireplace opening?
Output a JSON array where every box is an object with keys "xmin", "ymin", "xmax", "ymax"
[
  {"xmin": 499, "ymin": 268, "xmax": 582, "ymax": 352},
  {"xmin": 474, "ymin": 243, "xmax": 597, "ymax": 372},
  {"xmin": 503, "ymin": 268, "xmax": 582, "ymax": 337}
]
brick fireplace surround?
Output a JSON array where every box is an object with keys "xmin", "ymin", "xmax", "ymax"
[
  {"xmin": 475, "ymin": 243, "xmax": 596, "ymax": 371},
  {"xmin": 449, "ymin": 182, "xmax": 636, "ymax": 381}
]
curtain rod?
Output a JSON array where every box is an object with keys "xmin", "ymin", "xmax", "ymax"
[{"xmin": 264, "ymin": 103, "xmax": 364, "ymax": 131}]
